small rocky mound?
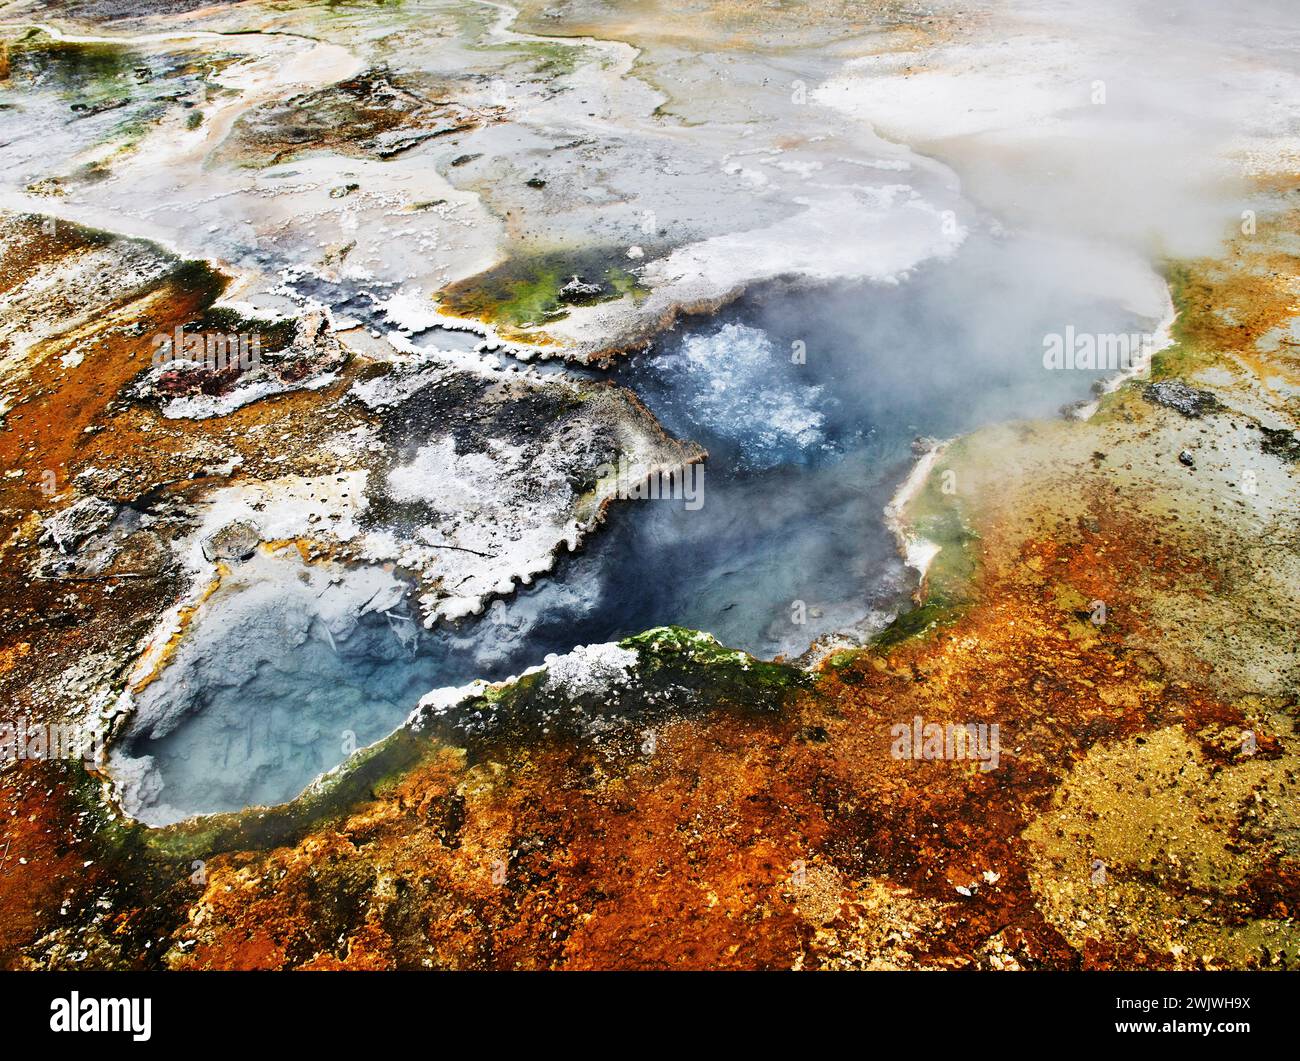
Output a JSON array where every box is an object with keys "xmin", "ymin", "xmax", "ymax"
[
  {"xmin": 1142, "ymin": 380, "xmax": 1220, "ymax": 418},
  {"xmin": 559, "ymin": 275, "xmax": 605, "ymax": 305},
  {"xmin": 231, "ymin": 70, "xmax": 501, "ymax": 164},
  {"xmin": 201, "ymin": 521, "xmax": 261, "ymax": 563},
  {"xmin": 40, "ymin": 496, "xmax": 118, "ymax": 554}
]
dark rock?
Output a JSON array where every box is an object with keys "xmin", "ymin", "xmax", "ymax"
[
  {"xmin": 559, "ymin": 274, "xmax": 603, "ymax": 304},
  {"xmin": 1257, "ymin": 424, "xmax": 1300, "ymax": 463},
  {"xmin": 1143, "ymin": 380, "xmax": 1219, "ymax": 418},
  {"xmin": 1178, "ymin": 449, "xmax": 1195, "ymax": 467}
]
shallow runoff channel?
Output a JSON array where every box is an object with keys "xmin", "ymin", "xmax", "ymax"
[{"xmin": 118, "ymin": 229, "xmax": 1154, "ymax": 823}]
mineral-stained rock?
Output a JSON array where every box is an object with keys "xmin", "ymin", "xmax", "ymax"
[
  {"xmin": 200, "ymin": 520, "xmax": 260, "ymax": 563},
  {"xmin": 272, "ymin": 309, "xmax": 349, "ymax": 382},
  {"xmin": 344, "ymin": 354, "xmax": 703, "ymax": 624},
  {"xmin": 229, "ymin": 70, "xmax": 498, "ymax": 165},
  {"xmin": 133, "ymin": 307, "xmax": 350, "ymax": 419},
  {"xmin": 40, "ymin": 496, "xmax": 118, "ymax": 554}
]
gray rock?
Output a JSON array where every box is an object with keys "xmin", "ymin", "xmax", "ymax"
[
  {"xmin": 201, "ymin": 520, "xmax": 261, "ymax": 563},
  {"xmin": 559, "ymin": 274, "xmax": 604, "ymax": 303},
  {"xmin": 1143, "ymin": 381, "xmax": 1219, "ymax": 418},
  {"xmin": 41, "ymin": 497, "xmax": 119, "ymax": 554}
]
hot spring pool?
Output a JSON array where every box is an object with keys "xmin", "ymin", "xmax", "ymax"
[{"xmin": 117, "ymin": 232, "xmax": 1158, "ymax": 822}]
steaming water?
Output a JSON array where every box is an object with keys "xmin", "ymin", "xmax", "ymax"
[{"xmin": 122, "ymin": 232, "xmax": 1152, "ymax": 822}]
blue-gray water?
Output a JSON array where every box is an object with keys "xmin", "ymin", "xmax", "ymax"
[{"xmin": 125, "ymin": 233, "xmax": 1144, "ymax": 819}]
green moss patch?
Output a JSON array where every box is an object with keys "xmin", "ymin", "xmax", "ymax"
[{"xmin": 438, "ymin": 250, "xmax": 649, "ymax": 331}]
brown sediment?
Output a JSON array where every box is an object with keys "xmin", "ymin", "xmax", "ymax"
[
  {"xmin": 0, "ymin": 763, "xmax": 97, "ymax": 969},
  {"xmin": 0, "ymin": 222, "xmax": 221, "ymax": 523}
]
